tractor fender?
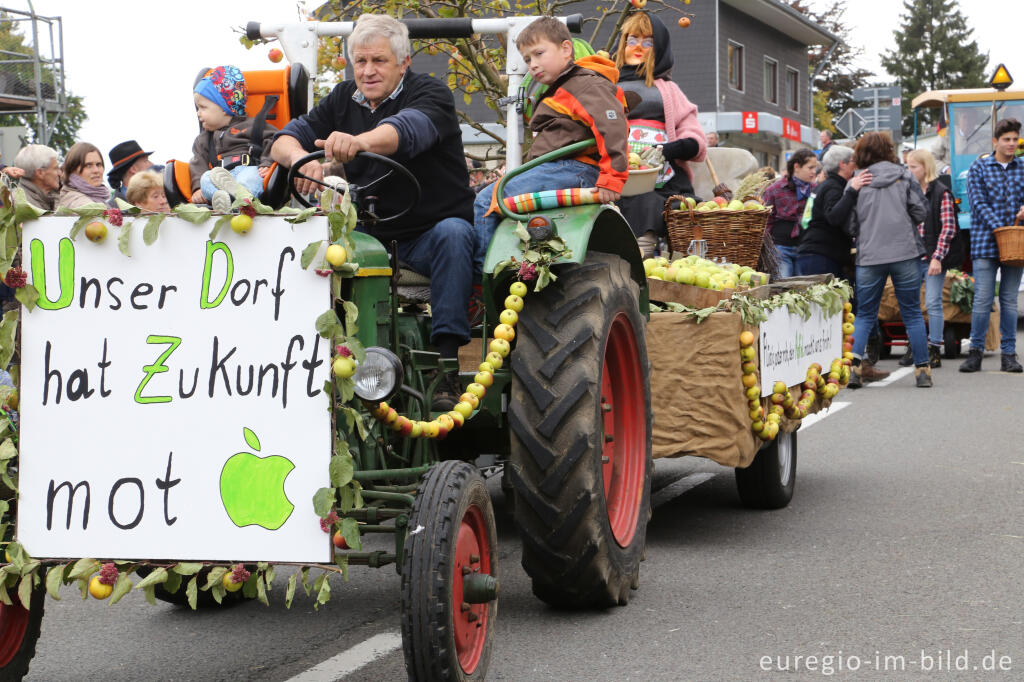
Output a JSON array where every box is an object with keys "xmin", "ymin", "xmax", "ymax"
[{"xmin": 482, "ymin": 204, "xmax": 647, "ymax": 294}]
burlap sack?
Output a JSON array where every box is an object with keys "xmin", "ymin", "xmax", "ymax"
[{"xmin": 648, "ymin": 311, "xmax": 760, "ymax": 468}]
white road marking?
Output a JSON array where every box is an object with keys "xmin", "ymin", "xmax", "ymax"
[
  {"xmin": 652, "ymin": 472, "xmax": 716, "ymax": 508},
  {"xmin": 866, "ymin": 366, "xmax": 914, "ymax": 387},
  {"xmin": 799, "ymin": 401, "xmax": 850, "ymax": 430},
  {"xmin": 286, "ymin": 631, "xmax": 402, "ymax": 682}
]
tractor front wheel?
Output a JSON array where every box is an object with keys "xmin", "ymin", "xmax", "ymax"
[
  {"xmin": 509, "ymin": 252, "xmax": 652, "ymax": 608},
  {"xmin": 401, "ymin": 460, "xmax": 498, "ymax": 681},
  {"xmin": 0, "ymin": 583, "xmax": 45, "ymax": 681}
]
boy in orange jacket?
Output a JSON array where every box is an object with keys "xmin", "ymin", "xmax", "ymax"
[{"xmin": 472, "ymin": 17, "xmax": 628, "ymax": 272}]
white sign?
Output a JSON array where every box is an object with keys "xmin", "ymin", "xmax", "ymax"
[
  {"xmin": 758, "ymin": 303, "xmax": 842, "ymax": 395},
  {"xmin": 18, "ymin": 216, "xmax": 333, "ymax": 562}
]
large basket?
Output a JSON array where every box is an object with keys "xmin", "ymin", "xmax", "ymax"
[
  {"xmin": 993, "ymin": 222, "xmax": 1024, "ymax": 267},
  {"xmin": 662, "ymin": 196, "xmax": 770, "ymax": 268}
]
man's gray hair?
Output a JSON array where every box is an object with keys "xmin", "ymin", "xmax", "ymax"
[
  {"xmin": 348, "ymin": 14, "xmax": 410, "ymax": 63},
  {"xmin": 14, "ymin": 144, "xmax": 58, "ymax": 176},
  {"xmin": 822, "ymin": 145, "xmax": 853, "ymax": 174}
]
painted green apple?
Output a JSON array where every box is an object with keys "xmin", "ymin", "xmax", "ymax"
[{"xmin": 220, "ymin": 427, "xmax": 295, "ymax": 530}]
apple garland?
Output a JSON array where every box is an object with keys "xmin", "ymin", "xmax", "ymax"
[{"xmin": 739, "ymin": 301, "xmax": 855, "ymax": 442}]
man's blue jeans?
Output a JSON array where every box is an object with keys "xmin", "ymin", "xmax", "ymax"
[
  {"xmin": 969, "ymin": 257, "xmax": 1023, "ymax": 354},
  {"xmin": 473, "ymin": 159, "xmax": 598, "ymax": 277},
  {"xmin": 919, "ymin": 260, "xmax": 945, "ymax": 346},
  {"xmin": 852, "ymin": 258, "xmax": 929, "ymax": 366},
  {"xmin": 394, "ymin": 217, "xmax": 475, "ymax": 344},
  {"xmin": 775, "ymin": 244, "xmax": 799, "ymax": 278}
]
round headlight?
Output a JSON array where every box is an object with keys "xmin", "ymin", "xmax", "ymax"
[{"xmin": 352, "ymin": 347, "xmax": 404, "ymax": 402}]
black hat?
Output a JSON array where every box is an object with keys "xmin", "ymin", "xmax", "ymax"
[{"xmin": 108, "ymin": 140, "xmax": 153, "ymax": 186}]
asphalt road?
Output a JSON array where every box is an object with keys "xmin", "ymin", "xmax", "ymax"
[{"xmin": 23, "ymin": 340, "xmax": 1024, "ymax": 681}]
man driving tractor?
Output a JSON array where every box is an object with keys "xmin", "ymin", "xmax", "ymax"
[{"xmin": 270, "ymin": 13, "xmax": 476, "ymax": 410}]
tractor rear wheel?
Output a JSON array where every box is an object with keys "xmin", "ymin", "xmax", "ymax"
[
  {"xmin": 401, "ymin": 460, "xmax": 498, "ymax": 681},
  {"xmin": 509, "ymin": 252, "xmax": 652, "ymax": 608},
  {"xmin": 0, "ymin": 583, "xmax": 44, "ymax": 681}
]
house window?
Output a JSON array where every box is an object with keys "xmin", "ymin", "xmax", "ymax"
[
  {"xmin": 728, "ymin": 41, "xmax": 744, "ymax": 91},
  {"xmin": 763, "ymin": 58, "xmax": 778, "ymax": 104},
  {"xmin": 786, "ymin": 67, "xmax": 800, "ymax": 112}
]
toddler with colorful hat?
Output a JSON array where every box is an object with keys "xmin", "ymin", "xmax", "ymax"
[{"xmin": 189, "ymin": 65, "xmax": 276, "ymax": 211}]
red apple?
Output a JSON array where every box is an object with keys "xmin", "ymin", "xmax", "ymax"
[
  {"xmin": 678, "ymin": 17, "xmax": 691, "ymax": 28},
  {"xmin": 268, "ymin": 48, "xmax": 283, "ymax": 63},
  {"xmin": 332, "ymin": 530, "xmax": 348, "ymax": 549}
]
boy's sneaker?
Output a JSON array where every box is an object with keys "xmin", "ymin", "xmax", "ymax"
[
  {"xmin": 1001, "ymin": 353, "xmax": 1023, "ymax": 373},
  {"xmin": 211, "ymin": 190, "xmax": 232, "ymax": 213},
  {"xmin": 210, "ymin": 167, "xmax": 242, "ymax": 197}
]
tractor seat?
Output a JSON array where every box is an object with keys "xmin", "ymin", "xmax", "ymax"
[
  {"xmin": 163, "ymin": 160, "xmax": 290, "ymax": 209},
  {"xmin": 396, "ymin": 263, "xmax": 430, "ymax": 303}
]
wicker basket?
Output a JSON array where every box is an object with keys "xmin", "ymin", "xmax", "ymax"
[
  {"xmin": 662, "ymin": 196, "xmax": 770, "ymax": 268},
  {"xmin": 993, "ymin": 221, "xmax": 1024, "ymax": 267}
]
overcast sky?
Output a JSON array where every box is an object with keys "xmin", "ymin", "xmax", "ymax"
[{"xmin": 14, "ymin": 0, "xmax": 1024, "ymax": 167}]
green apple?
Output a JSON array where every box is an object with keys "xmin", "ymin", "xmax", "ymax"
[
  {"xmin": 726, "ymin": 199, "xmax": 744, "ymax": 210},
  {"xmin": 694, "ymin": 271, "xmax": 711, "ymax": 288},
  {"xmin": 675, "ymin": 266, "xmax": 696, "ymax": 285},
  {"xmin": 684, "ymin": 196, "xmax": 697, "ymax": 209},
  {"xmin": 220, "ymin": 427, "xmax": 295, "ymax": 530},
  {"xmin": 643, "ymin": 258, "xmax": 658, "ymax": 276},
  {"xmin": 651, "ymin": 266, "xmax": 668, "ymax": 280}
]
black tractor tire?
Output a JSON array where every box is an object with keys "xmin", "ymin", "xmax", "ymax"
[
  {"xmin": 401, "ymin": 460, "xmax": 498, "ymax": 682},
  {"xmin": 508, "ymin": 252, "xmax": 652, "ymax": 609},
  {"xmin": 0, "ymin": 583, "xmax": 45, "ymax": 682},
  {"xmin": 735, "ymin": 428, "xmax": 798, "ymax": 509},
  {"xmin": 943, "ymin": 326, "xmax": 961, "ymax": 359}
]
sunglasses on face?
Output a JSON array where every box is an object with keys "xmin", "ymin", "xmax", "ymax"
[{"xmin": 626, "ymin": 36, "xmax": 654, "ymax": 49}]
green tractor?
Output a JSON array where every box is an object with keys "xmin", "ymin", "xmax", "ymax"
[{"xmin": 0, "ymin": 14, "xmax": 652, "ymax": 682}]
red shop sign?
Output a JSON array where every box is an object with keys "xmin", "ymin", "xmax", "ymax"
[
  {"xmin": 782, "ymin": 117, "xmax": 802, "ymax": 141},
  {"xmin": 742, "ymin": 111, "xmax": 758, "ymax": 133}
]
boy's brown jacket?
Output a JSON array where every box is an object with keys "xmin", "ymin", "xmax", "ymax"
[{"xmin": 526, "ymin": 55, "xmax": 629, "ymax": 193}]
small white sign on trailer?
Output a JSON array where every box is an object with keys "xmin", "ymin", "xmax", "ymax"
[{"xmin": 757, "ymin": 303, "xmax": 843, "ymax": 395}]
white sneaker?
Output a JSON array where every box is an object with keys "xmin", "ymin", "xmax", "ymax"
[
  {"xmin": 209, "ymin": 167, "xmax": 241, "ymax": 196},
  {"xmin": 211, "ymin": 190, "xmax": 231, "ymax": 213}
]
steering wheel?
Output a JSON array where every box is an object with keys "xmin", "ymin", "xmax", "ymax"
[{"xmin": 286, "ymin": 150, "xmax": 421, "ymax": 225}]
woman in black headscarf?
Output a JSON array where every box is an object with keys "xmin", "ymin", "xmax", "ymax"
[{"xmin": 614, "ymin": 12, "xmax": 708, "ymax": 257}]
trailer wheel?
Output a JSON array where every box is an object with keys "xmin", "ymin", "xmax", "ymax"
[
  {"xmin": 401, "ymin": 460, "xmax": 497, "ymax": 682},
  {"xmin": 735, "ymin": 428, "xmax": 797, "ymax": 509},
  {"xmin": 0, "ymin": 583, "xmax": 45, "ymax": 680},
  {"xmin": 509, "ymin": 252, "xmax": 652, "ymax": 608},
  {"xmin": 943, "ymin": 326, "xmax": 961, "ymax": 359}
]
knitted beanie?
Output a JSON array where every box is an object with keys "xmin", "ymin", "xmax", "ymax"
[{"xmin": 194, "ymin": 65, "xmax": 247, "ymax": 117}]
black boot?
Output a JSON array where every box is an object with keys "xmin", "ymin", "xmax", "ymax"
[
  {"xmin": 1001, "ymin": 353, "xmax": 1023, "ymax": 373},
  {"xmin": 959, "ymin": 349, "xmax": 983, "ymax": 373},
  {"xmin": 898, "ymin": 350, "xmax": 914, "ymax": 366},
  {"xmin": 928, "ymin": 345, "xmax": 942, "ymax": 368},
  {"xmin": 432, "ymin": 371, "xmax": 462, "ymax": 411}
]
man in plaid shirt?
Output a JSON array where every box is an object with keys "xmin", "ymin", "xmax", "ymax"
[{"xmin": 961, "ymin": 118, "xmax": 1024, "ymax": 373}]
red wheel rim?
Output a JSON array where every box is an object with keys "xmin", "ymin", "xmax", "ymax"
[
  {"xmin": 451, "ymin": 504, "xmax": 491, "ymax": 674},
  {"xmin": 601, "ymin": 312, "xmax": 646, "ymax": 547},
  {"xmin": 0, "ymin": 602, "xmax": 30, "ymax": 667}
]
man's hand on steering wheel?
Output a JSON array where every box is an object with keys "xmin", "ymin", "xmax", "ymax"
[
  {"xmin": 316, "ymin": 132, "xmax": 370, "ymax": 164},
  {"xmin": 289, "ymin": 152, "xmax": 325, "ymax": 195}
]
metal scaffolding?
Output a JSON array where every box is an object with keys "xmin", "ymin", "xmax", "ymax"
[{"xmin": 0, "ymin": 2, "xmax": 66, "ymax": 145}]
